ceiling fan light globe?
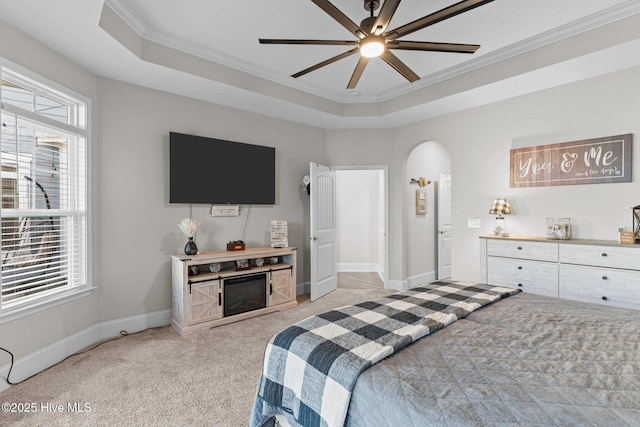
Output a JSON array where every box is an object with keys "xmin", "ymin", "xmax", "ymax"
[{"xmin": 360, "ymin": 37, "xmax": 384, "ymax": 58}]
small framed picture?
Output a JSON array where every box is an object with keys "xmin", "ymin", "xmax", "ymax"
[
  {"xmin": 236, "ymin": 259, "xmax": 250, "ymax": 270},
  {"xmin": 416, "ymin": 189, "xmax": 427, "ymax": 215}
]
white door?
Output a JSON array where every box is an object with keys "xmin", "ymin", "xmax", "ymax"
[
  {"xmin": 437, "ymin": 173, "xmax": 452, "ymax": 279},
  {"xmin": 310, "ymin": 163, "xmax": 337, "ymax": 301}
]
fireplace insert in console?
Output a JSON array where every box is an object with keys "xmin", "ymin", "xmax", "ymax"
[{"xmin": 224, "ymin": 273, "xmax": 267, "ymax": 317}]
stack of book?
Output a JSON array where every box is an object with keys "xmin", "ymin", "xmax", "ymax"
[{"xmin": 271, "ymin": 220, "xmax": 288, "ymax": 248}]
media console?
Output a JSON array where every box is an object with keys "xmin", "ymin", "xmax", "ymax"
[{"xmin": 171, "ymin": 246, "xmax": 297, "ymax": 336}]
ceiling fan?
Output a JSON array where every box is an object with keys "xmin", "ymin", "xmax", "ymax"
[{"xmin": 259, "ymin": 0, "xmax": 494, "ymax": 89}]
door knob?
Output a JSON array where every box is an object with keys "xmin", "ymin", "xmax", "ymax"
[{"xmin": 311, "ymin": 236, "xmax": 321, "ymax": 241}]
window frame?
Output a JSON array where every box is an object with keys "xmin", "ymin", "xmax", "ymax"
[{"xmin": 0, "ymin": 58, "xmax": 93, "ymax": 323}]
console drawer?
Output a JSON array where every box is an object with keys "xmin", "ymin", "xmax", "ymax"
[
  {"xmin": 487, "ymin": 239, "xmax": 557, "ymax": 262},
  {"xmin": 487, "ymin": 257, "xmax": 558, "ymax": 297},
  {"xmin": 559, "ymin": 265, "xmax": 640, "ymax": 310},
  {"xmin": 559, "ymin": 244, "xmax": 640, "ymax": 270}
]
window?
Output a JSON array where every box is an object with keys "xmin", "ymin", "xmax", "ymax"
[{"xmin": 0, "ymin": 64, "xmax": 89, "ymax": 318}]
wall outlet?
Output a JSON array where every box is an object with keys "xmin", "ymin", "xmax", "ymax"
[
  {"xmin": 211, "ymin": 205, "xmax": 240, "ymax": 217},
  {"xmin": 468, "ymin": 218, "xmax": 481, "ymax": 228}
]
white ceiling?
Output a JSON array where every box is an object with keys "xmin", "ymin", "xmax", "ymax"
[{"xmin": 1, "ymin": 0, "xmax": 640, "ymax": 128}]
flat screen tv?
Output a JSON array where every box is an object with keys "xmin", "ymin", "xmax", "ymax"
[{"xmin": 170, "ymin": 132, "xmax": 275, "ymax": 204}]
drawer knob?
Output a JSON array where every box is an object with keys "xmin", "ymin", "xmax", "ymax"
[
  {"xmin": 601, "ymin": 253, "xmax": 608, "ymax": 257},
  {"xmin": 602, "ymin": 276, "xmax": 608, "ymax": 280},
  {"xmin": 517, "ymin": 283, "xmax": 523, "ymax": 287},
  {"xmin": 602, "ymin": 296, "xmax": 608, "ymax": 301},
  {"xmin": 517, "ymin": 246, "xmax": 523, "ymax": 250},
  {"xmin": 517, "ymin": 266, "xmax": 523, "ymax": 270}
]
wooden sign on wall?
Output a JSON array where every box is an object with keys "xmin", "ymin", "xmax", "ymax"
[{"xmin": 510, "ymin": 134, "xmax": 632, "ymax": 188}]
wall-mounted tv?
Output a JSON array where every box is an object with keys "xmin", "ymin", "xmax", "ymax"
[{"xmin": 170, "ymin": 132, "xmax": 275, "ymax": 204}]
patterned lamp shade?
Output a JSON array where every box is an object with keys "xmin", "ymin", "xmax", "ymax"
[
  {"xmin": 489, "ymin": 198, "xmax": 513, "ymax": 237},
  {"xmin": 489, "ymin": 198, "xmax": 514, "ymax": 218}
]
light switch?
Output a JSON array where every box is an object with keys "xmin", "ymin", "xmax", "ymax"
[{"xmin": 468, "ymin": 219, "xmax": 481, "ymax": 228}]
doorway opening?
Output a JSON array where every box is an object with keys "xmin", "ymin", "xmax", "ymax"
[
  {"xmin": 310, "ymin": 164, "xmax": 389, "ymax": 300},
  {"xmin": 335, "ymin": 166, "xmax": 388, "ymax": 290}
]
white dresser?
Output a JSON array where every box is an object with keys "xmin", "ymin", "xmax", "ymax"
[{"xmin": 480, "ymin": 235, "xmax": 640, "ymax": 310}]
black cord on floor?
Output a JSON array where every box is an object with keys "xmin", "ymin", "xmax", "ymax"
[{"xmin": 0, "ymin": 326, "xmax": 164, "ymax": 386}]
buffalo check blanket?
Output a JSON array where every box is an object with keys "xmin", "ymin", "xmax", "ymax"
[{"xmin": 250, "ymin": 281, "xmax": 520, "ymax": 427}]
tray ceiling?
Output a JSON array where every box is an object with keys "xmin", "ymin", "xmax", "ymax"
[{"xmin": 1, "ymin": 0, "xmax": 640, "ymax": 128}]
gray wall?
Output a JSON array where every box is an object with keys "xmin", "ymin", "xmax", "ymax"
[
  {"xmin": 405, "ymin": 142, "xmax": 451, "ymax": 281},
  {"xmin": 0, "ymin": 21, "xmax": 326, "ymax": 359},
  {"xmin": 325, "ymin": 65, "xmax": 640, "ymax": 287},
  {"xmin": 95, "ymin": 79, "xmax": 325, "ymax": 322},
  {"xmin": 2, "ymin": 17, "xmax": 640, "ymax": 363},
  {"xmin": 394, "ymin": 65, "xmax": 640, "ymax": 282},
  {"xmin": 0, "ymin": 22, "xmax": 100, "ymax": 358}
]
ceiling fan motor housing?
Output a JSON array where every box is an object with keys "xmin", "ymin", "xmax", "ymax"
[{"xmin": 360, "ymin": 16, "xmax": 377, "ymax": 34}]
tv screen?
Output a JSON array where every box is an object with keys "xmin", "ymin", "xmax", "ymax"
[{"xmin": 170, "ymin": 132, "xmax": 275, "ymax": 204}]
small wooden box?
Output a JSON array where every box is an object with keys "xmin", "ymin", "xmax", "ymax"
[
  {"xmin": 227, "ymin": 242, "xmax": 246, "ymax": 251},
  {"xmin": 619, "ymin": 231, "xmax": 635, "ymax": 245}
]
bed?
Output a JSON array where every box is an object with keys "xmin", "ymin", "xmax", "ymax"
[{"xmin": 251, "ymin": 281, "xmax": 640, "ymax": 427}]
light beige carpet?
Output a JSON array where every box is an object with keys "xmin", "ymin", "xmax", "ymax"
[{"xmin": 1, "ymin": 285, "xmax": 392, "ymax": 426}]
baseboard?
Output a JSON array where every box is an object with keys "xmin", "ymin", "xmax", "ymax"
[
  {"xmin": 387, "ymin": 279, "xmax": 407, "ymax": 291},
  {"xmin": 97, "ymin": 309, "xmax": 172, "ymax": 338},
  {"xmin": 387, "ymin": 272, "xmax": 435, "ymax": 292},
  {"xmin": 0, "ymin": 309, "xmax": 171, "ymax": 393},
  {"xmin": 336, "ymin": 263, "xmax": 383, "ymax": 274},
  {"xmin": 407, "ymin": 271, "xmax": 437, "ymax": 289},
  {"xmin": 296, "ymin": 281, "xmax": 309, "ymax": 296}
]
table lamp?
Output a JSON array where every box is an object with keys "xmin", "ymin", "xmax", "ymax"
[{"xmin": 489, "ymin": 198, "xmax": 514, "ymax": 237}]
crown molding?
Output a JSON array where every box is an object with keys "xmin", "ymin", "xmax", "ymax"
[
  {"xmin": 377, "ymin": 0, "xmax": 640, "ymax": 101},
  {"xmin": 104, "ymin": 0, "xmax": 349, "ymax": 103},
  {"xmin": 104, "ymin": 0, "xmax": 640, "ymax": 105},
  {"xmin": 104, "ymin": 0, "xmax": 148, "ymax": 36}
]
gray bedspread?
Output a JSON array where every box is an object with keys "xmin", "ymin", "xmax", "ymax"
[{"xmin": 346, "ymin": 292, "xmax": 640, "ymax": 427}]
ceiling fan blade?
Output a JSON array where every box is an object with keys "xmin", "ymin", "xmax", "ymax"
[
  {"xmin": 292, "ymin": 48, "xmax": 360, "ymax": 78},
  {"xmin": 371, "ymin": 0, "xmax": 401, "ymax": 35},
  {"xmin": 385, "ymin": 0, "xmax": 494, "ymax": 39},
  {"xmin": 380, "ymin": 50, "xmax": 419, "ymax": 82},
  {"xmin": 390, "ymin": 40, "xmax": 480, "ymax": 53},
  {"xmin": 310, "ymin": 0, "xmax": 366, "ymax": 38},
  {"xmin": 260, "ymin": 39, "xmax": 358, "ymax": 46},
  {"xmin": 347, "ymin": 56, "xmax": 370, "ymax": 89}
]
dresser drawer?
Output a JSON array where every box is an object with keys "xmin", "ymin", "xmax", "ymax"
[
  {"xmin": 487, "ymin": 257, "xmax": 558, "ymax": 297},
  {"xmin": 487, "ymin": 239, "xmax": 558, "ymax": 262},
  {"xmin": 559, "ymin": 244, "xmax": 640, "ymax": 270},
  {"xmin": 559, "ymin": 265, "xmax": 640, "ymax": 310}
]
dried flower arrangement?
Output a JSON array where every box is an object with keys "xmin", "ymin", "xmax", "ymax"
[{"xmin": 178, "ymin": 217, "xmax": 201, "ymax": 238}]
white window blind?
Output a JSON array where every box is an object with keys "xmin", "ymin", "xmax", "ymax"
[{"xmin": 0, "ymin": 66, "xmax": 88, "ymax": 314}]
